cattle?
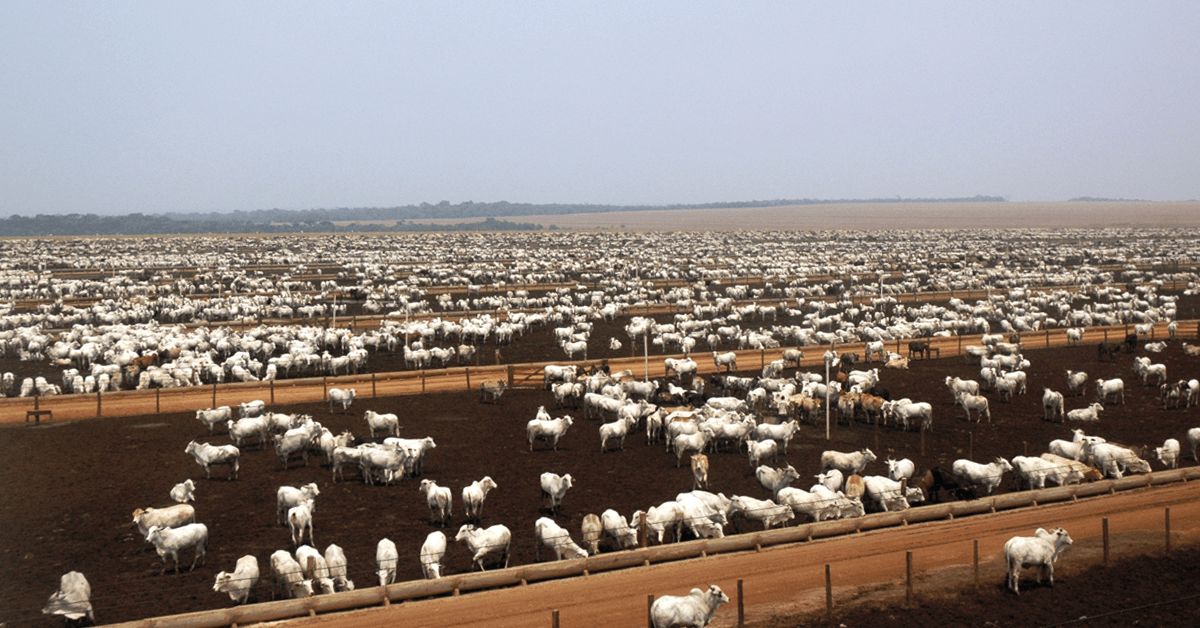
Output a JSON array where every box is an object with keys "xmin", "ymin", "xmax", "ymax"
[
  {"xmin": 195, "ymin": 407, "xmax": 233, "ymax": 435},
  {"xmin": 454, "ymin": 524, "xmax": 512, "ymax": 571},
  {"xmin": 601, "ymin": 509, "xmax": 639, "ymax": 550},
  {"xmin": 599, "ymin": 415, "xmax": 637, "ymax": 452},
  {"xmin": 861, "ymin": 476, "xmax": 923, "ymax": 512},
  {"xmin": 886, "ymin": 458, "xmax": 916, "ymax": 482},
  {"xmin": 1155, "ymin": 438, "xmax": 1180, "ymax": 469},
  {"xmin": 479, "ymin": 380, "xmax": 507, "ymax": 404},
  {"xmin": 819, "ymin": 448, "xmax": 876, "ymax": 476},
  {"xmin": 327, "ymin": 388, "xmax": 357, "ymax": 413},
  {"xmin": 528, "ymin": 415, "xmax": 574, "ymax": 451},
  {"xmin": 43, "ymin": 571, "xmax": 93, "ymax": 625},
  {"xmin": 133, "ymin": 504, "xmax": 195, "ymax": 541},
  {"xmin": 691, "ymin": 454, "xmax": 709, "ymax": 490},
  {"xmin": 375, "ymin": 538, "xmax": 398, "ymax": 586},
  {"xmin": 581, "ymin": 513, "xmax": 603, "ymax": 556},
  {"xmin": 1095, "ymin": 378, "xmax": 1125, "ymax": 404},
  {"xmin": 1066, "ymin": 402, "xmax": 1104, "ymax": 422},
  {"xmin": 649, "ymin": 585, "xmax": 729, "ymax": 628},
  {"xmin": 1042, "ymin": 388, "xmax": 1065, "ymax": 422},
  {"xmin": 951, "ymin": 457, "xmax": 1013, "ymax": 496},
  {"xmin": 956, "ymin": 392, "xmax": 991, "ymax": 423},
  {"xmin": 540, "ymin": 472, "xmax": 574, "ymax": 513},
  {"xmin": 1065, "ymin": 370, "xmax": 1089, "ymax": 396},
  {"xmin": 534, "ymin": 517, "xmax": 588, "ymax": 561},
  {"xmin": 1097, "ymin": 341, "xmax": 1121, "ymax": 361},
  {"xmin": 419, "ymin": 531, "xmax": 447, "ymax": 580},
  {"xmin": 1004, "ymin": 528, "xmax": 1073, "ymax": 593},
  {"xmin": 755, "ymin": 464, "xmax": 800, "ymax": 498},
  {"xmin": 419, "ymin": 479, "xmax": 453, "ymax": 527},
  {"xmin": 277, "ymin": 483, "xmax": 320, "ymax": 525},
  {"xmin": 363, "ymin": 410, "xmax": 401, "ymax": 439},
  {"xmin": 324, "ymin": 544, "xmax": 354, "ymax": 591},
  {"xmin": 169, "ymin": 479, "xmax": 196, "ymax": 504},
  {"xmin": 213, "ymin": 555, "xmax": 259, "ymax": 605},
  {"xmin": 461, "ymin": 476, "xmax": 498, "ymax": 523},
  {"xmin": 146, "ymin": 523, "xmax": 208, "ymax": 575},
  {"xmin": 184, "ymin": 440, "xmax": 240, "ymax": 480},
  {"xmin": 729, "ymin": 494, "xmax": 794, "ymax": 530}
]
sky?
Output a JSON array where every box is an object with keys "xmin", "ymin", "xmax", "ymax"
[{"xmin": 2, "ymin": 2, "xmax": 1198, "ymax": 217}]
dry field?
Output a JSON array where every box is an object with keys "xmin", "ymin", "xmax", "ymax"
[{"xmin": 399, "ymin": 201, "xmax": 1200, "ymax": 230}]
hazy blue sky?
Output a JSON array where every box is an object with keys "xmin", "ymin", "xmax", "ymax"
[{"xmin": 2, "ymin": 2, "xmax": 1197, "ymax": 216}]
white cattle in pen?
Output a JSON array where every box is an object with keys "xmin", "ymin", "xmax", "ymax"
[
  {"xmin": 358, "ymin": 445, "xmax": 409, "ymax": 486},
  {"xmin": 1066, "ymin": 327, "xmax": 1083, "ymax": 346},
  {"xmin": 170, "ymin": 479, "xmax": 196, "ymax": 504},
  {"xmin": 228, "ymin": 416, "xmax": 269, "ymax": 447},
  {"xmin": 375, "ymin": 538, "xmax": 398, "ymax": 586},
  {"xmin": 133, "ymin": 504, "xmax": 196, "ymax": 541},
  {"xmin": 363, "ymin": 410, "xmax": 400, "ymax": 438},
  {"xmin": 147, "ymin": 523, "xmax": 208, "ymax": 575},
  {"xmin": 886, "ymin": 458, "xmax": 916, "ymax": 482},
  {"xmin": 1065, "ymin": 370, "xmax": 1089, "ymax": 396},
  {"xmin": 754, "ymin": 420, "xmax": 800, "ymax": 451},
  {"xmin": 1038, "ymin": 453, "xmax": 1094, "ymax": 485},
  {"xmin": 1010, "ymin": 456, "xmax": 1062, "ymax": 490},
  {"xmin": 756, "ymin": 464, "xmax": 800, "ymax": 497},
  {"xmin": 862, "ymin": 475, "xmax": 924, "ymax": 511},
  {"xmin": 273, "ymin": 428, "xmax": 313, "ymax": 469},
  {"xmin": 412, "ymin": 532, "xmax": 445, "ymax": 581},
  {"xmin": 601, "ymin": 509, "xmax": 639, "ymax": 549},
  {"xmin": 195, "ymin": 407, "xmax": 233, "ymax": 435},
  {"xmin": 43, "ymin": 571, "xmax": 93, "ymax": 624},
  {"xmin": 455, "ymin": 524, "xmax": 512, "ymax": 571},
  {"xmin": 1139, "ymin": 362, "xmax": 1167, "ymax": 386},
  {"xmin": 1087, "ymin": 442, "xmax": 1151, "ymax": 479},
  {"xmin": 674, "ymin": 429, "xmax": 715, "ymax": 467},
  {"xmin": 324, "ymin": 544, "xmax": 354, "ymax": 591},
  {"xmin": 277, "ymin": 483, "xmax": 320, "ymax": 525},
  {"xmin": 664, "ymin": 357, "xmax": 698, "ymax": 379},
  {"xmin": 952, "ymin": 457, "xmax": 1013, "ymax": 495},
  {"xmin": 528, "ymin": 415, "xmax": 574, "ymax": 451},
  {"xmin": 600, "ymin": 415, "xmax": 637, "ymax": 452},
  {"xmin": 1042, "ymin": 388, "xmax": 1065, "ymax": 421},
  {"xmin": 712, "ymin": 351, "xmax": 738, "ymax": 372},
  {"xmin": 631, "ymin": 501, "xmax": 686, "ymax": 544},
  {"xmin": 705, "ymin": 397, "xmax": 748, "ymax": 413},
  {"xmin": 461, "ymin": 476, "xmax": 497, "ymax": 522},
  {"xmin": 956, "ymin": 392, "xmax": 991, "ymax": 423},
  {"xmin": 185, "ymin": 440, "xmax": 240, "ymax": 480},
  {"xmin": 294, "ymin": 545, "xmax": 328, "ymax": 580},
  {"xmin": 540, "ymin": 472, "xmax": 574, "ymax": 513},
  {"xmin": 1066, "ymin": 402, "xmax": 1104, "ymax": 422},
  {"xmin": 552, "ymin": 381, "xmax": 584, "ymax": 408},
  {"xmin": 649, "ymin": 584, "xmax": 729, "ymax": 628},
  {"xmin": 1004, "ymin": 528, "xmax": 1073, "ymax": 593},
  {"xmin": 820, "ymin": 448, "xmax": 876, "ymax": 476},
  {"xmin": 383, "ymin": 436, "xmax": 437, "ymax": 477},
  {"xmin": 815, "ymin": 469, "xmax": 844, "ymax": 493},
  {"xmin": 1189, "ymin": 428, "xmax": 1200, "ymax": 461},
  {"xmin": 581, "ymin": 513, "xmax": 603, "ymax": 555},
  {"xmin": 419, "ymin": 479, "xmax": 453, "ymax": 526},
  {"xmin": 1155, "ymin": 438, "xmax": 1180, "ymax": 469},
  {"xmin": 288, "ymin": 499, "xmax": 315, "ymax": 546},
  {"xmin": 238, "ymin": 400, "xmax": 266, "ymax": 419},
  {"xmin": 534, "ymin": 517, "xmax": 589, "ymax": 561},
  {"xmin": 730, "ymin": 494, "xmax": 794, "ymax": 530},
  {"xmin": 1095, "ymin": 378, "xmax": 1124, "ymax": 404},
  {"xmin": 745, "ymin": 438, "xmax": 779, "ymax": 468},
  {"xmin": 776, "ymin": 487, "xmax": 837, "ymax": 522},
  {"xmin": 327, "ymin": 387, "xmax": 357, "ymax": 413},
  {"xmin": 945, "ymin": 376, "xmax": 980, "ymax": 397},
  {"xmin": 269, "ymin": 550, "xmax": 313, "ymax": 600}
]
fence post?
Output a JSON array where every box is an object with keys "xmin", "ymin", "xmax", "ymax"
[
  {"xmin": 552, "ymin": 609, "xmax": 560, "ymax": 628},
  {"xmin": 1045, "ymin": 329, "xmax": 1050, "ymax": 348},
  {"xmin": 270, "ymin": 379, "xmax": 275, "ymax": 405},
  {"xmin": 737, "ymin": 578, "xmax": 744, "ymax": 627},
  {"xmin": 465, "ymin": 367, "xmax": 470, "ymax": 391},
  {"xmin": 156, "ymin": 388, "xmax": 160, "ymax": 414},
  {"xmin": 1103, "ymin": 517, "xmax": 1109, "ymax": 565},
  {"xmin": 508, "ymin": 364, "xmax": 515, "ymax": 388},
  {"xmin": 212, "ymin": 383, "xmax": 217, "ymax": 407},
  {"xmin": 372, "ymin": 373, "xmax": 377, "ymax": 398},
  {"xmin": 96, "ymin": 391, "xmax": 102, "ymax": 418},
  {"xmin": 421, "ymin": 371, "xmax": 426, "ymax": 393},
  {"xmin": 905, "ymin": 551, "xmax": 913, "ymax": 605},
  {"xmin": 1165, "ymin": 507, "xmax": 1171, "ymax": 554},
  {"xmin": 825, "ymin": 564, "xmax": 832, "ymax": 621},
  {"xmin": 973, "ymin": 539, "xmax": 979, "ymax": 589},
  {"xmin": 647, "ymin": 594, "xmax": 654, "ymax": 628}
]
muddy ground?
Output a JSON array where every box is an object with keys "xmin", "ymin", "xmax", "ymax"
[{"xmin": 2, "ymin": 304, "xmax": 1199, "ymax": 626}]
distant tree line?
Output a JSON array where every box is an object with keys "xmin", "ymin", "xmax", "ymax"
[
  {"xmin": 1067, "ymin": 197, "xmax": 1147, "ymax": 202},
  {"xmin": 0, "ymin": 195, "xmax": 1007, "ymax": 236},
  {"xmin": 0, "ymin": 214, "xmax": 544, "ymax": 237}
]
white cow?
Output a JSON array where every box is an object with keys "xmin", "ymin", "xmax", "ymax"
[
  {"xmin": 271, "ymin": 550, "xmax": 313, "ymax": 599},
  {"xmin": 1189, "ymin": 427, "xmax": 1200, "ymax": 461},
  {"xmin": 755, "ymin": 464, "xmax": 800, "ymax": 497},
  {"xmin": 952, "ymin": 458, "xmax": 1013, "ymax": 495},
  {"xmin": 147, "ymin": 523, "xmax": 208, "ymax": 575},
  {"xmin": 376, "ymin": 538, "xmax": 399, "ymax": 586},
  {"xmin": 324, "ymin": 544, "xmax": 354, "ymax": 591},
  {"xmin": 1065, "ymin": 370, "xmax": 1089, "ymax": 396},
  {"xmin": 461, "ymin": 476, "xmax": 498, "ymax": 522},
  {"xmin": 185, "ymin": 440, "xmax": 240, "ymax": 480},
  {"xmin": 364, "ymin": 410, "xmax": 401, "ymax": 438},
  {"xmin": 534, "ymin": 517, "xmax": 589, "ymax": 561},
  {"xmin": 885, "ymin": 458, "xmax": 916, "ymax": 482},
  {"xmin": 1004, "ymin": 528, "xmax": 1073, "ymax": 593},
  {"xmin": 601, "ymin": 509, "xmax": 639, "ymax": 549},
  {"xmin": 419, "ymin": 531, "xmax": 447, "ymax": 579},
  {"xmin": 277, "ymin": 483, "xmax": 320, "ymax": 525},
  {"xmin": 1066, "ymin": 402, "xmax": 1104, "ymax": 422},
  {"xmin": 528, "ymin": 415, "xmax": 575, "ymax": 451},
  {"xmin": 1095, "ymin": 378, "xmax": 1125, "ymax": 404},
  {"xmin": 43, "ymin": 571, "xmax": 93, "ymax": 624},
  {"xmin": 419, "ymin": 479, "xmax": 453, "ymax": 526},
  {"xmin": 650, "ymin": 585, "xmax": 729, "ymax": 628},
  {"xmin": 754, "ymin": 420, "xmax": 800, "ymax": 451},
  {"xmin": 169, "ymin": 479, "xmax": 196, "ymax": 504},
  {"xmin": 132, "ymin": 504, "xmax": 195, "ymax": 541},
  {"xmin": 455, "ymin": 524, "xmax": 512, "ymax": 571},
  {"xmin": 729, "ymin": 495, "xmax": 794, "ymax": 530},
  {"xmin": 819, "ymin": 448, "xmax": 876, "ymax": 476},
  {"xmin": 288, "ymin": 499, "xmax": 315, "ymax": 546},
  {"xmin": 600, "ymin": 415, "xmax": 637, "ymax": 452},
  {"xmin": 213, "ymin": 555, "xmax": 260, "ymax": 604},
  {"xmin": 540, "ymin": 472, "xmax": 574, "ymax": 513},
  {"xmin": 1042, "ymin": 388, "xmax": 1065, "ymax": 422},
  {"xmin": 328, "ymin": 387, "xmax": 357, "ymax": 413},
  {"xmin": 196, "ymin": 406, "xmax": 233, "ymax": 434}
]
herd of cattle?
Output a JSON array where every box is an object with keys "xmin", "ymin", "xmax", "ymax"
[{"xmin": 23, "ymin": 227, "xmax": 1200, "ymax": 627}]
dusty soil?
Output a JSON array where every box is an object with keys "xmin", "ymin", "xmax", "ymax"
[{"xmin": 2, "ymin": 300, "xmax": 1199, "ymax": 627}]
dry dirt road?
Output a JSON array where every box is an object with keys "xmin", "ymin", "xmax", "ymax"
[{"xmin": 279, "ymin": 480, "xmax": 1199, "ymax": 628}]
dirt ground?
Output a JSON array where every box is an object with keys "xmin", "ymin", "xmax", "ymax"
[{"xmin": 2, "ymin": 300, "xmax": 1199, "ymax": 627}]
